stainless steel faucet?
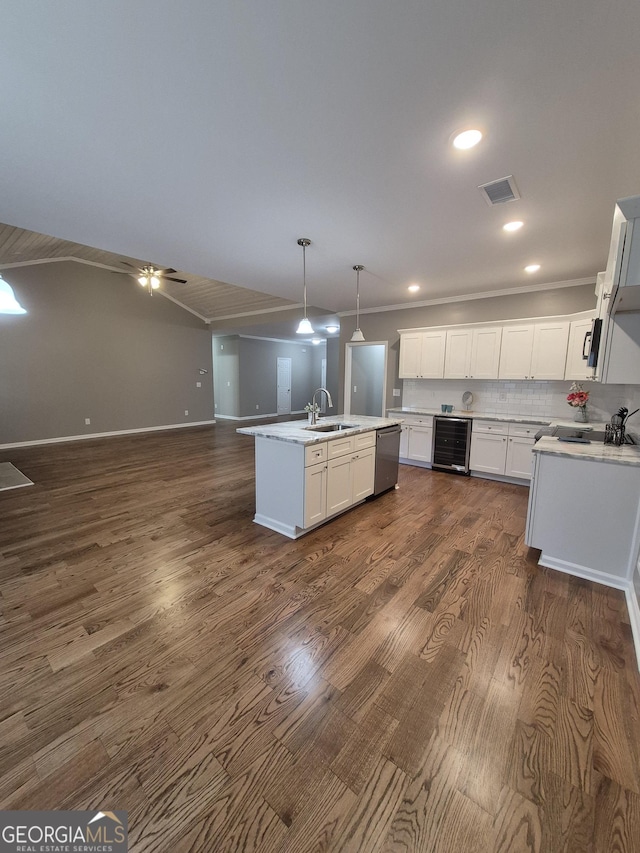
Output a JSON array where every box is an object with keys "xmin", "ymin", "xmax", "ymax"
[{"xmin": 311, "ymin": 388, "xmax": 333, "ymax": 424}]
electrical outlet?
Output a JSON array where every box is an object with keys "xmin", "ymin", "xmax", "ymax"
[
  {"xmin": 499, "ymin": 392, "xmax": 507, "ymax": 402},
  {"xmin": 214, "ymin": 403, "xmax": 218, "ymax": 409},
  {"xmin": 184, "ymin": 410, "xmax": 189, "ymax": 416},
  {"xmin": 255, "ymin": 404, "xmax": 259, "ymax": 410},
  {"xmin": 84, "ymin": 418, "xmax": 91, "ymax": 425},
  {"xmin": 227, "ymin": 381, "xmax": 230, "ymax": 387},
  {"xmin": 353, "ymin": 385, "xmax": 357, "ymax": 393},
  {"xmin": 220, "ymin": 344, "xmax": 224, "ymax": 350},
  {"xmin": 196, "ymin": 381, "xmax": 201, "ymax": 388},
  {"xmin": 393, "ymin": 388, "xmax": 401, "ymax": 397}
]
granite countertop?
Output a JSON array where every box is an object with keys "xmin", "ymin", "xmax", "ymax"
[
  {"xmin": 237, "ymin": 415, "xmax": 403, "ymax": 445},
  {"xmin": 386, "ymin": 407, "xmax": 552, "ymax": 426},
  {"xmin": 533, "ymin": 434, "xmax": 640, "ymax": 466}
]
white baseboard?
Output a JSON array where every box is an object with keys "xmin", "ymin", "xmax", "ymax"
[
  {"xmin": 399, "ymin": 457, "xmax": 432, "ymax": 469},
  {"xmin": 470, "ymin": 471, "xmax": 530, "ymax": 487},
  {"xmin": 536, "ymin": 553, "xmax": 630, "ymax": 590},
  {"xmin": 215, "ymin": 410, "xmax": 305, "ymax": 422},
  {"xmin": 0, "ymin": 420, "xmax": 217, "ymax": 450},
  {"xmin": 253, "ymin": 513, "xmax": 300, "ymax": 539},
  {"xmin": 537, "ymin": 552, "xmax": 640, "ymax": 670},
  {"xmin": 625, "ymin": 585, "xmax": 640, "ymax": 672}
]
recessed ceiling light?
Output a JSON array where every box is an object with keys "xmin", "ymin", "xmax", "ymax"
[
  {"xmin": 408, "ymin": 284, "xmax": 420, "ymax": 293},
  {"xmin": 325, "ymin": 325, "xmax": 339, "ymax": 334},
  {"xmin": 452, "ymin": 129, "xmax": 483, "ymax": 150},
  {"xmin": 524, "ymin": 264, "xmax": 541, "ymax": 273},
  {"xmin": 503, "ymin": 221, "xmax": 524, "ymax": 232}
]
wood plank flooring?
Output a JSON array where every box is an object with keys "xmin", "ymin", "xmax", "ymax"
[{"xmin": 1, "ymin": 421, "xmax": 639, "ymax": 852}]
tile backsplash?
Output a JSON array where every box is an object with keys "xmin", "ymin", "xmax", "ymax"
[{"xmin": 402, "ymin": 379, "xmax": 640, "ymax": 424}]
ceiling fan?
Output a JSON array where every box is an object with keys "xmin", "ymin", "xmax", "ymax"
[{"xmin": 115, "ymin": 262, "xmax": 187, "ymax": 295}]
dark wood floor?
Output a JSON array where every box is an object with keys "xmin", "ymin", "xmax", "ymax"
[{"xmin": 1, "ymin": 421, "xmax": 639, "ymax": 852}]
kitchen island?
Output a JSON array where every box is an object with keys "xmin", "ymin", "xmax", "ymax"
[
  {"xmin": 237, "ymin": 415, "xmax": 403, "ymax": 539},
  {"xmin": 526, "ymin": 433, "xmax": 640, "ymax": 664}
]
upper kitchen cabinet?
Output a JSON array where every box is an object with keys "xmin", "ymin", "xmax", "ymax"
[
  {"xmin": 444, "ymin": 326, "xmax": 502, "ymax": 380},
  {"xmin": 565, "ymin": 317, "xmax": 597, "ymax": 380},
  {"xmin": 398, "ymin": 331, "xmax": 446, "ymax": 378},
  {"xmin": 498, "ymin": 321, "xmax": 569, "ymax": 380},
  {"xmin": 605, "ymin": 195, "xmax": 640, "ymax": 314}
]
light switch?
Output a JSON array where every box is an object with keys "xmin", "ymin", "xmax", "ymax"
[
  {"xmin": 196, "ymin": 381, "xmax": 201, "ymax": 387},
  {"xmin": 353, "ymin": 385, "xmax": 357, "ymax": 393}
]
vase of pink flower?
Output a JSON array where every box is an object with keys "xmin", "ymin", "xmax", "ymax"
[{"xmin": 567, "ymin": 382, "xmax": 589, "ymax": 422}]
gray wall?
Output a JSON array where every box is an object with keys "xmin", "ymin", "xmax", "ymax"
[
  {"xmin": 0, "ymin": 261, "xmax": 214, "ymax": 444},
  {"xmin": 212, "ymin": 336, "xmax": 240, "ymax": 418},
  {"xmin": 349, "ymin": 343, "xmax": 386, "ymax": 416},
  {"xmin": 337, "ymin": 283, "xmax": 598, "ymax": 412},
  {"xmin": 212, "ymin": 336, "xmax": 329, "ymax": 418}
]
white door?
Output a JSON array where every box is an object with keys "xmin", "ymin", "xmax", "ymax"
[
  {"xmin": 444, "ymin": 329, "xmax": 472, "ymax": 379},
  {"xmin": 276, "ymin": 357, "xmax": 292, "ymax": 415},
  {"xmin": 407, "ymin": 425, "xmax": 433, "ymax": 463},
  {"xmin": 327, "ymin": 456, "xmax": 353, "ymax": 515},
  {"xmin": 420, "ymin": 331, "xmax": 447, "ymax": 378},
  {"xmin": 471, "ymin": 327, "xmax": 502, "ymax": 379},
  {"xmin": 398, "ymin": 334, "xmax": 422, "ymax": 378},
  {"xmin": 530, "ymin": 322, "xmax": 570, "ymax": 380},
  {"xmin": 304, "ymin": 462, "xmax": 327, "ymax": 528},
  {"xmin": 565, "ymin": 319, "xmax": 596, "ymax": 380},
  {"xmin": 498, "ymin": 325, "xmax": 535, "ymax": 379},
  {"xmin": 351, "ymin": 448, "xmax": 376, "ymax": 502}
]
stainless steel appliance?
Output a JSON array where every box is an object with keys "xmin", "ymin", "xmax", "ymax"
[
  {"xmin": 432, "ymin": 416, "xmax": 472, "ymax": 474},
  {"xmin": 374, "ymin": 424, "xmax": 401, "ymax": 495}
]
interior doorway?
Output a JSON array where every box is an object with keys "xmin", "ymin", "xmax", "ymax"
[
  {"xmin": 344, "ymin": 342, "xmax": 387, "ymax": 417},
  {"xmin": 276, "ymin": 357, "xmax": 292, "ymax": 415}
]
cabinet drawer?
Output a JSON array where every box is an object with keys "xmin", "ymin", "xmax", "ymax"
[
  {"xmin": 354, "ymin": 431, "xmax": 376, "ymax": 451},
  {"xmin": 472, "ymin": 420, "xmax": 508, "ymax": 435},
  {"xmin": 403, "ymin": 415, "xmax": 434, "ymax": 427},
  {"xmin": 508, "ymin": 423, "xmax": 543, "ymax": 438},
  {"xmin": 305, "ymin": 442, "xmax": 328, "ymax": 466},
  {"xmin": 327, "ymin": 436, "xmax": 355, "ymax": 459}
]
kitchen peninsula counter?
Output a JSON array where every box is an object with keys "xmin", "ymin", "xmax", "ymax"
[{"xmin": 238, "ymin": 415, "xmax": 403, "ymax": 539}]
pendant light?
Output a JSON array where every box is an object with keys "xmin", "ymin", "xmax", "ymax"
[
  {"xmin": 350, "ymin": 264, "xmax": 365, "ymax": 341},
  {"xmin": 0, "ymin": 275, "xmax": 27, "ymax": 314},
  {"xmin": 296, "ymin": 238, "xmax": 314, "ymax": 334}
]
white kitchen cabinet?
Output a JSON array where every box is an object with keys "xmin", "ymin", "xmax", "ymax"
[
  {"xmin": 444, "ymin": 326, "xmax": 502, "ymax": 379},
  {"xmin": 327, "ymin": 443, "xmax": 375, "ymax": 513},
  {"xmin": 565, "ymin": 318, "xmax": 597, "ymax": 380},
  {"xmin": 250, "ymin": 428, "xmax": 378, "ymax": 539},
  {"xmin": 303, "ymin": 460, "xmax": 327, "ymax": 528},
  {"xmin": 498, "ymin": 321, "xmax": 568, "ymax": 380},
  {"xmin": 498, "ymin": 325, "xmax": 535, "ymax": 379},
  {"xmin": 470, "ymin": 430, "xmax": 508, "ymax": 475},
  {"xmin": 398, "ymin": 415, "xmax": 433, "ymax": 467},
  {"xmin": 606, "ymin": 196, "xmax": 640, "ymax": 313},
  {"xmin": 530, "ymin": 321, "xmax": 570, "ymax": 379},
  {"xmin": 327, "ymin": 454, "xmax": 353, "ymax": 515},
  {"xmin": 470, "ymin": 326, "xmax": 503, "ymax": 379},
  {"xmin": 399, "ymin": 331, "xmax": 446, "ymax": 378},
  {"xmin": 505, "ymin": 436, "xmax": 535, "ymax": 480},
  {"xmin": 444, "ymin": 329, "xmax": 472, "ymax": 379},
  {"xmin": 470, "ymin": 420, "xmax": 536, "ymax": 481}
]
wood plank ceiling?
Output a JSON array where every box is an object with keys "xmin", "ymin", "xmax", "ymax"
[{"xmin": 0, "ymin": 222, "xmax": 299, "ymax": 322}]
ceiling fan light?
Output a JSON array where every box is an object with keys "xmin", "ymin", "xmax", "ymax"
[
  {"xmin": 150, "ymin": 276, "xmax": 160, "ymax": 288},
  {"xmin": 138, "ymin": 275, "xmax": 148, "ymax": 286},
  {"xmin": 350, "ymin": 328, "xmax": 365, "ymax": 342},
  {"xmin": 296, "ymin": 317, "xmax": 314, "ymax": 335}
]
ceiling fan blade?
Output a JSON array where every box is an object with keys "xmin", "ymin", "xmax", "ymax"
[
  {"xmin": 119, "ymin": 261, "xmax": 138, "ymax": 269},
  {"xmin": 157, "ymin": 268, "xmax": 177, "ymax": 275},
  {"xmin": 164, "ymin": 276, "xmax": 188, "ymax": 284}
]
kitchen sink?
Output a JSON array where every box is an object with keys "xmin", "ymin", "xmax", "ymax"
[{"xmin": 304, "ymin": 423, "xmax": 360, "ymax": 432}]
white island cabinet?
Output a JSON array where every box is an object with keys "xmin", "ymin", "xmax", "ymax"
[{"xmin": 238, "ymin": 416, "xmax": 401, "ymax": 539}]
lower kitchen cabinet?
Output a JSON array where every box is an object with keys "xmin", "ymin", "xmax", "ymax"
[
  {"xmin": 303, "ymin": 460, "xmax": 327, "ymax": 528},
  {"xmin": 470, "ymin": 420, "xmax": 537, "ymax": 481},
  {"xmin": 399, "ymin": 416, "xmax": 433, "ymax": 467},
  {"xmin": 253, "ymin": 430, "xmax": 377, "ymax": 538}
]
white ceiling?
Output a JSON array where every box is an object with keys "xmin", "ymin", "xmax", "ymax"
[{"xmin": 1, "ymin": 1, "xmax": 639, "ymax": 320}]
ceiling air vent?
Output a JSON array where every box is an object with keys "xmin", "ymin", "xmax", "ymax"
[{"xmin": 478, "ymin": 175, "xmax": 520, "ymax": 206}]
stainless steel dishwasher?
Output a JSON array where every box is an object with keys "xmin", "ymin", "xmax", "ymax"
[
  {"xmin": 432, "ymin": 416, "xmax": 472, "ymax": 474},
  {"xmin": 373, "ymin": 424, "xmax": 401, "ymax": 495}
]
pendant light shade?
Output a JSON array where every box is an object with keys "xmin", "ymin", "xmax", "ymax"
[
  {"xmin": 0, "ymin": 276, "xmax": 27, "ymax": 314},
  {"xmin": 296, "ymin": 238, "xmax": 314, "ymax": 335},
  {"xmin": 350, "ymin": 264, "xmax": 365, "ymax": 342}
]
